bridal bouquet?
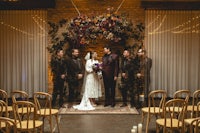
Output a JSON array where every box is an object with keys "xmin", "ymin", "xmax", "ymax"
[{"xmin": 92, "ymin": 63, "xmax": 102, "ymax": 79}]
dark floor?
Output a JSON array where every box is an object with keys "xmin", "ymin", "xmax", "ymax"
[
  {"xmin": 46, "ymin": 96, "xmax": 161, "ymax": 133},
  {"xmin": 40, "ymin": 96, "xmax": 194, "ymax": 133},
  {"xmin": 58, "ymin": 112, "xmax": 156, "ymax": 133},
  {"xmin": 49, "ymin": 107, "xmax": 157, "ymax": 133},
  {"xmin": 8, "ymin": 98, "xmax": 157, "ymax": 133}
]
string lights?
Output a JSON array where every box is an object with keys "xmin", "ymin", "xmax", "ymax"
[
  {"xmin": 32, "ymin": 15, "xmax": 47, "ymax": 34},
  {"xmin": 0, "ymin": 20, "xmax": 33, "ymax": 36},
  {"xmin": 148, "ymin": 13, "xmax": 200, "ymax": 35},
  {"xmin": 0, "ymin": 14, "xmax": 47, "ymax": 37}
]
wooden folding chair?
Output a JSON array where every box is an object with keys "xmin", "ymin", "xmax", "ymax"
[
  {"xmin": 141, "ymin": 90, "xmax": 167, "ymax": 133},
  {"xmin": 156, "ymin": 99, "xmax": 187, "ymax": 133},
  {"xmin": 12, "ymin": 101, "xmax": 43, "ymax": 133},
  {"xmin": 34, "ymin": 92, "xmax": 60, "ymax": 133}
]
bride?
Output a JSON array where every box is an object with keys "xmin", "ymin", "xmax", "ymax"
[{"xmin": 73, "ymin": 51, "xmax": 102, "ymax": 110}]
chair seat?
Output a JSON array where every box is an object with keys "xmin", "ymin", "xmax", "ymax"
[
  {"xmin": 187, "ymin": 105, "xmax": 199, "ymax": 111},
  {"xmin": 16, "ymin": 120, "xmax": 43, "ymax": 130},
  {"xmin": 185, "ymin": 118, "xmax": 200, "ymax": 126},
  {"xmin": 0, "ymin": 120, "xmax": 15, "ymax": 127},
  {"xmin": 184, "ymin": 118, "xmax": 195, "ymax": 125},
  {"xmin": 7, "ymin": 106, "xmax": 13, "ymax": 112},
  {"xmin": 37, "ymin": 109, "xmax": 59, "ymax": 116},
  {"xmin": 18, "ymin": 107, "xmax": 34, "ymax": 114},
  {"xmin": 2, "ymin": 106, "xmax": 13, "ymax": 112},
  {"xmin": 142, "ymin": 107, "xmax": 163, "ymax": 114},
  {"xmin": 156, "ymin": 118, "xmax": 183, "ymax": 128}
]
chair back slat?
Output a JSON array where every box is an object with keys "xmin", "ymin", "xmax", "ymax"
[
  {"xmin": 173, "ymin": 89, "xmax": 190, "ymax": 103},
  {"xmin": 11, "ymin": 90, "xmax": 29, "ymax": 103}
]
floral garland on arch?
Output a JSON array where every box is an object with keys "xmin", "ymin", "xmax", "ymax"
[{"xmin": 47, "ymin": 11, "xmax": 145, "ymax": 54}]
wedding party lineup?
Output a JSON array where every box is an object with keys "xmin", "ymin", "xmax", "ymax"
[{"xmin": 0, "ymin": 0, "xmax": 200, "ymax": 133}]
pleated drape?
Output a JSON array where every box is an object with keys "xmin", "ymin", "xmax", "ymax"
[
  {"xmin": 145, "ymin": 10, "xmax": 200, "ymax": 97},
  {"xmin": 0, "ymin": 10, "xmax": 48, "ymax": 97}
]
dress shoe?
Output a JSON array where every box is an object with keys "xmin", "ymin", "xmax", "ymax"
[
  {"xmin": 67, "ymin": 103, "xmax": 73, "ymax": 108},
  {"xmin": 120, "ymin": 103, "xmax": 128, "ymax": 107},
  {"xmin": 130, "ymin": 105, "xmax": 135, "ymax": 108},
  {"xmin": 136, "ymin": 105, "xmax": 142, "ymax": 109},
  {"xmin": 59, "ymin": 102, "xmax": 64, "ymax": 108},
  {"xmin": 111, "ymin": 104, "xmax": 115, "ymax": 107},
  {"xmin": 104, "ymin": 104, "xmax": 110, "ymax": 107},
  {"xmin": 59, "ymin": 104, "xmax": 63, "ymax": 108}
]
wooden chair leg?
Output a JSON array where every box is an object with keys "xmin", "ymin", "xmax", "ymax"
[
  {"xmin": 156, "ymin": 124, "xmax": 159, "ymax": 133},
  {"xmin": 142, "ymin": 112, "xmax": 145, "ymax": 123},
  {"xmin": 55, "ymin": 114, "xmax": 60, "ymax": 133},
  {"xmin": 145, "ymin": 114, "xmax": 150, "ymax": 133},
  {"xmin": 41, "ymin": 117, "xmax": 45, "ymax": 132},
  {"xmin": 49, "ymin": 115, "xmax": 53, "ymax": 133},
  {"xmin": 40, "ymin": 126, "xmax": 43, "ymax": 133},
  {"xmin": 190, "ymin": 125, "xmax": 193, "ymax": 133}
]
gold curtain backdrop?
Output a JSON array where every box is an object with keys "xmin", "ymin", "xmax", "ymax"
[
  {"xmin": 0, "ymin": 10, "xmax": 48, "ymax": 97},
  {"xmin": 145, "ymin": 10, "xmax": 200, "ymax": 97},
  {"xmin": 0, "ymin": 9, "xmax": 200, "ymax": 98}
]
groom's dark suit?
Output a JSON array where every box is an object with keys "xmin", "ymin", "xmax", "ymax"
[{"xmin": 102, "ymin": 53, "xmax": 119, "ymax": 107}]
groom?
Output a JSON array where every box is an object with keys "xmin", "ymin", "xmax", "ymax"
[{"xmin": 102, "ymin": 45, "xmax": 119, "ymax": 107}]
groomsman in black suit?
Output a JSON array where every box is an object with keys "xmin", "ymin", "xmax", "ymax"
[
  {"xmin": 67, "ymin": 48, "xmax": 84, "ymax": 108},
  {"xmin": 137, "ymin": 49, "xmax": 152, "ymax": 106},
  {"xmin": 102, "ymin": 46, "xmax": 119, "ymax": 107},
  {"xmin": 119, "ymin": 49, "xmax": 138, "ymax": 108},
  {"xmin": 51, "ymin": 48, "xmax": 67, "ymax": 107}
]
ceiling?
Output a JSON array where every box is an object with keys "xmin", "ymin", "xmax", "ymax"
[
  {"xmin": 141, "ymin": 0, "xmax": 200, "ymax": 10},
  {"xmin": 0, "ymin": 0, "xmax": 199, "ymax": 10},
  {"xmin": 0, "ymin": 0, "xmax": 55, "ymax": 10}
]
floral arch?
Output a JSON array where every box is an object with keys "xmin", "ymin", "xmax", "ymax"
[{"xmin": 48, "ymin": 11, "xmax": 145, "ymax": 57}]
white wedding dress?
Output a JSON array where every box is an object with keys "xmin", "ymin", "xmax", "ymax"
[{"xmin": 73, "ymin": 59, "xmax": 102, "ymax": 110}]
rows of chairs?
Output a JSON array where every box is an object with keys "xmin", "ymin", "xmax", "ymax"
[
  {"xmin": 0, "ymin": 89, "xmax": 60, "ymax": 133},
  {"xmin": 141, "ymin": 89, "xmax": 200, "ymax": 133}
]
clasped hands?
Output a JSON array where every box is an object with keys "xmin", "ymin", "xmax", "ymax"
[{"xmin": 77, "ymin": 74, "xmax": 83, "ymax": 79}]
